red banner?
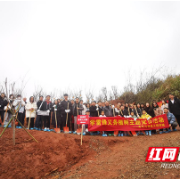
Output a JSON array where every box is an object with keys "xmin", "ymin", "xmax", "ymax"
[{"xmin": 88, "ymin": 114, "xmax": 169, "ymax": 131}]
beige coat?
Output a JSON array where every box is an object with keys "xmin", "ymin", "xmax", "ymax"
[{"xmin": 25, "ymin": 102, "xmax": 37, "ymax": 118}]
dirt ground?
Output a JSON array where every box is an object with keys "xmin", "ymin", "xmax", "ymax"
[{"xmin": 0, "ymin": 127, "xmax": 180, "ymax": 179}]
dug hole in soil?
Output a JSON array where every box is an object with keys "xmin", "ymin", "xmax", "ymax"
[{"xmin": 0, "ymin": 127, "xmax": 180, "ymax": 179}]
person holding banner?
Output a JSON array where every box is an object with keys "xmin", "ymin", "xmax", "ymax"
[
  {"xmin": 25, "ymin": 96, "xmax": 37, "ymax": 129},
  {"xmin": 145, "ymin": 102, "xmax": 155, "ymax": 118},
  {"xmin": 103, "ymin": 101, "xmax": 114, "ymax": 136},
  {"xmin": 119, "ymin": 105, "xmax": 125, "ymax": 117},
  {"xmin": 140, "ymin": 110, "xmax": 152, "ymax": 136},
  {"xmin": 136, "ymin": 103, "xmax": 142, "ymax": 117},
  {"xmin": 124, "ymin": 103, "xmax": 131, "ymax": 116},
  {"xmin": 115, "ymin": 104, "xmax": 120, "ymax": 116},
  {"xmin": 103, "ymin": 101, "xmax": 113, "ymax": 117},
  {"xmin": 97, "ymin": 102, "xmax": 103, "ymax": 115}
]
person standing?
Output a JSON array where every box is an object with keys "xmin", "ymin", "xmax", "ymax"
[
  {"xmin": 97, "ymin": 101, "xmax": 103, "ymax": 116},
  {"xmin": 86, "ymin": 103, "xmax": 90, "ymax": 112},
  {"xmin": 152, "ymin": 102, "xmax": 163, "ymax": 116},
  {"xmin": 161, "ymin": 99, "xmax": 168, "ymax": 114},
  {"xmin": 103, "ymin": 101, "xmax": 114, "ymax": 136},
  {"xmin": 35, "ymin": 95, "xmax": 44, "ymax": 130},
  {"xmin": 13, "ymin": 94, "xmax": 26, "ymax": 127},
  {"xmin": 89, "ymin": 101, "xmax": 98, "ymax": 117},
  {"xmin": 103, "ymin": 101, "xmax": 113, "ymax": 117},
  {"xmin": 57, "ymin": 99, "xmax": 61, "ymax": 105},
  {"xmin": 80, "ymin": 100, "xmax": 86, "ymax": 115},
  {"xmin": 25, "ymin": 96, "xmax": 37, "ymax": 129},
  {"xmin": 144, "ymin": 102, "xmax": 155, "ymax": 117},
  {"xmin": 136, "ymin": 103, "xmax": 142, "ymax": 118},
  {"xmin": 39, "ymin": 95, "xmax": 53, "ymax": 131},
  {"xmin": 119, "ymin": 105, "xmax": 125, "ymax": 117},
  {"xmin": 3, "ymin": 94, "xmax": 14, "ymax": 127},
  {"xmin": 124, "ymin": 103, "xmax": 131, "ymax": 117},
  {"xmin": 59, "ymin": 94, "xmax": 72, "ymax": 131},
  {"xmin": 115, "ymin": 104, "xmax": 120, "ymax": 116},
  {"xmin": 73, "ymin": 97, "xmax": 84, "ymax": 132},
  {"xmin": 0, "ymin": 93, "xmax": 8, "ymax": 125},
  {"xmin": 168, "ymin": 93, "xmax": 180, "ymax": 127}
]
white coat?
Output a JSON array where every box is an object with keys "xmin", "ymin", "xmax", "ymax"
[{"xmin": 25, "ymin": 102, "xmax": 37, "ymax": 118}]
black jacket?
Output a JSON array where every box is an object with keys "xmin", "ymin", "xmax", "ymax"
[
  {"xmin": 98, "ymin": 106, "xmax": 104, "ymax": 115},
  {"xmin": 37, "ymin": 100, "xmax": 43, "ymax": 109},
  {"xmin": 40, "ymin": 101, "xmax": 53, "ymax": 111},
  {"xmin": 131, "ymin": 108, "xmax": 137, "ymax": 117},
  {"xmin": 136, "ymin": 107, "xmax": 142, "ymax": 117},
  {"xmin": 59, "ymin": 100, "xmax": 72, "ymax": 115},
  {"xmin": 144, "ymin": 106, "xmax": 155, "ymax": 117},
  {"xmin": 169, "ymin": 97, "xmax": 180, "ymax": 115},
  {"xmin": 0, "ymin": 96, "xmax": 8, "ymax": 111},
  {"xmin": 119, "ymin": 109, "xmax": 124, "ymax": 117},
  {"xmin": 124, "ymin": 107, "xmax": 131, "ymax": 116},
  {"xmin": 90, "ymin": 106, "xmax": 98, "ymax": 117}
]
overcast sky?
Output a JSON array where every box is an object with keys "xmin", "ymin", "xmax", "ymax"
[{"xmin": 0, "ymin": 0, "xmax": 180, "ymax": 100}]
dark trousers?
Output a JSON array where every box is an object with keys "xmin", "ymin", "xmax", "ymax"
[
  {"xmin": 42, "ymin": 115, "xmax": 50, "ymax": 129},
  {"xmin": 0, "ymin": 111, "xmax": 4, "ymax": 124},
  {"xmin": 35, "ymin": 115, "xmax": 42, "ymax": 128},
  {"xmin": 166, "ymin": 122, "xmax": 178, "ymax": 130},
  {"xmin": 174, "ymin": 115, "xmax": 180, "ymax": 126},
  {"xmin": 18, "ymin": 113, "xmax": 25, "ymax": 126},
  {"xmin": 27, "ymin": 117, "xmax": 35, "ymax": 128}
]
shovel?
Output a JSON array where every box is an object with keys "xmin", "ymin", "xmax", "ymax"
[
  {"xmin": 54, "ymin": 110, "xmax": 60, "ymax": 133},
  {"xmin": 63, "ymin": 102, "xmax": 69, "ymax": 133}
]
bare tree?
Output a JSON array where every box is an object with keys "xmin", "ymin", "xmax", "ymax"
[
  {"xmin": 101, "ymin": 87, "xmax": 108, "ymax": 101},
  {"xmin": 108, "ymin": 90, "xmax": 113, "ymax": 101},
  {"xmin": 111, "ymin": 86, "xmax": 118, "ymax": 100}
]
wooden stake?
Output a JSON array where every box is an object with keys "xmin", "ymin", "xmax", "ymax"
[{"xmin": 81, "ymin": 125, "xmax": 83, "ymax": 145}]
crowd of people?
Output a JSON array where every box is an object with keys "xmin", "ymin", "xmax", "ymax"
[{"xmin": 0, "ymin": 92, "xmax": 180, "ymax": 137}]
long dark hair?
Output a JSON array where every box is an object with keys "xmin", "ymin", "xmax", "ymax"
[
  {"xmin": 29, "ymin": 96, "xmax": 34, "ymax": 103},
  {"xmin": 152, "ymin": 102, "xmax": 159, "ymax": 109}
]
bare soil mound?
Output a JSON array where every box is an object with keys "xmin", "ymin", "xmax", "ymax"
[{"xmin": 0, "ymin": 127, "xmax": 180, "ymax": 179}]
